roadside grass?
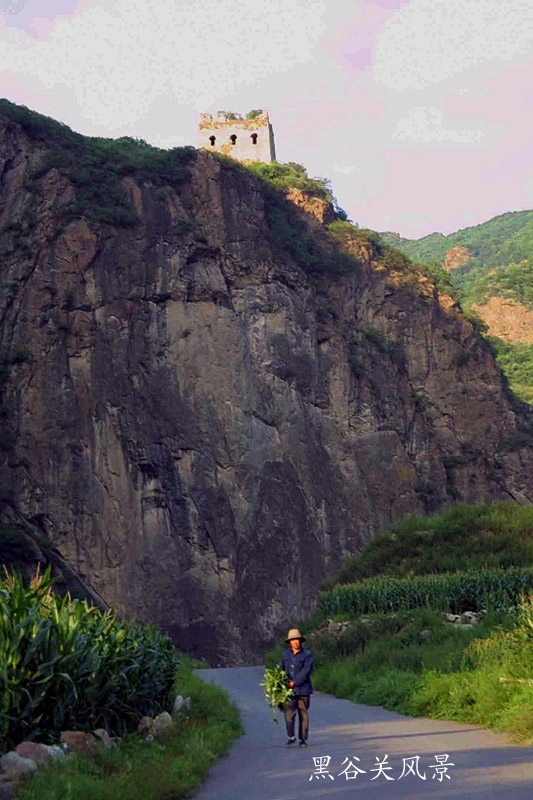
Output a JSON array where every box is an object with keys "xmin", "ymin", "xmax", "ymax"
[
  {"xmin": 409, "ymin": 598, "xmax": 533, "ymax": 740},
  {"xmin": 18, "ymin": 656, "xmax": 243, "ymax": 800},
  {"xmin": 294, "ymin": 604, "xmax": 533, "ymax": 744},
  {"xmin": 264, "ymin": 501, "xmax": 533, "ymax": 746}
]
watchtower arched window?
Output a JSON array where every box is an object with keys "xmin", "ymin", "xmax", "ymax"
[
  {"xmin": 209, "ymin": 135, "xmax": 216, "ymax": 146},
  {"xmin": 229, "ymin": 134, "xmax": 237, "ymax": 145},
  {"xmin": 251, "ymin": 133, "xmax": 258, "ymax": 145}
]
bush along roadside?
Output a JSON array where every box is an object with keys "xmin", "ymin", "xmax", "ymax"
[
  {"xmin": 306, "ymin": 597, "xmax": 533, "ymax": 745},
  {"xmin": 0, "ymin": 563, "xmax": 243, "ymax": 798},
  {"xmin": 14, "ymin": 656, "xmax": 243, "ymax": 800},
  {"xmin": 264, "ymin": 501, "xmax": 533, "ymax": 746},
  {"xmin": 0, "ymin": 567, "xmax": 179, "ymax": 751}
]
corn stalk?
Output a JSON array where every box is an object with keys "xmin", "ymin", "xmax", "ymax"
[
  {"xmin": 0, "ymin": 566, "xmax": 180, "ymax": 752},
  {"xmin": 260, "ymin": 666, "xmax": 294, "ymax": 723}
]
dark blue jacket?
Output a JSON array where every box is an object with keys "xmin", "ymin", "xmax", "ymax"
[{"xmin": 279, "ymin": 647, "xmax": 313, "ymax": 696}]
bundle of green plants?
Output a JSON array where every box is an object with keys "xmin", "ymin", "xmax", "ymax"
[
  {"xmin": 0, "ymin": 567, "xmax": 180, "ymax": 751},
  {"xmin": 318, "ymin": 566, "xmax": 533, "ymax": 619},
  {"xmin": 18, "ymin": 656, "xmax": 244, "ymax": 800},
  {"xmin": 260, "ymin": 666, "xmax": 293, "ymax": 722}
]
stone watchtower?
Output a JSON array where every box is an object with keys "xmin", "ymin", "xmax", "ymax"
[{"xmin": 198, "ymin": 110, "xmax": 276, "ymax": 163}]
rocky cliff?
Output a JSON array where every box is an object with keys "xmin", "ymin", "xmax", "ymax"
[
  {"xmin": 1, "ymin": 107, "xmax": 533, "ymax": 664},
  {"xmin": 471, "ymin": 296, "xmax": 533, "ymax": 345}
]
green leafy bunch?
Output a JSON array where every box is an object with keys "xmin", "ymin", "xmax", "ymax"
[{"xmin": 260, "ymin": 666, "xmax": 293, "ymax": 723}]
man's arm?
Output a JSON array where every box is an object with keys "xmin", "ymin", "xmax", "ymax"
[
  {"xmin": 279, "ymin": 653, "xmax": 294, "ymax": 686},
  {"xmin": 293, "ymin": 652, "xmax": 313, "ymax": 687}
]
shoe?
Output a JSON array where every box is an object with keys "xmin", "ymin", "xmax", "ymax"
[
  {"xmin": 286, "ymin": 737, "xmax": 296, "ymax": 746},
  {"xmin": 299, "ymin": 740, "xmax": 308, "ymax": 747}
]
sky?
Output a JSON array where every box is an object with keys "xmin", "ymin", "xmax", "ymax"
[{"xmin": 0, "ymin": 0, "xmax": 532, "ymax": 239}]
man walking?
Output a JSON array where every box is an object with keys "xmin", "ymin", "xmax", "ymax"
[{"xmin": 279, "ymin": 628, "xmax": 313, "ymax": 747}]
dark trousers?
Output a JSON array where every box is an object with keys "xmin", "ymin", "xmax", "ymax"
[{"xmin": 284, "ymin": 695, "xmax": 310, "ymax": 742}]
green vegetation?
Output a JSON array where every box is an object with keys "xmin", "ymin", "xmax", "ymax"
[
  {"xmin": 331, "ymin": 502, "xmax": 533, "ymax": 583},
  {"xmin": 19, "ymin": 656, "xmax": 243, "ymax": 800},
  {"xmin": 0, "ymin": 567, "xmax": 179, "ymax": 752},
  {"xmin": 260, "ymin": 666, "xmax": 293, "ymax": 722},
  {"xmin": 380, "ymin": 210, "xmax": 533, "ymax": 282},
  {"xmin": 470, "ymin": 258, "xmax": 533, "ymax": 309},
  {"xmin": 487, "ymin": 337, "xmax": 533, "ymax": 405},
  {"xmin": 244, "ymin": 161, "xmax": 336, "ymax": 202},
  {"xmin": 215, "ymin": 109, "xmax": 263, "ymax": 120},
  {"xmin": 216, "ymin": 110, "xmax": 243, "ymax": 120},
  {"xmin": 265, "ymin": 501, "xmax": 533, "ymax": 743},
  {"xmin": 410, "ymin": 601, "xmax": 533, "ymax": 735},
  {"xmin": 0, "ymin": 99, "xmax": 197, "ymax": 229},
  {"xmin": 0, "ymin": 561, "xmax": 242, "ymax": 796},
  {"xmin": 319, "ymin": 567, "xmax": 533, "ymax": 618},
  {"xmin": 309, "ymin": 602, "xmax": 533, "ymax": 741},
  {"xmin": 327, "ymin": 220, "xmax": 379, "ymax": 248}
]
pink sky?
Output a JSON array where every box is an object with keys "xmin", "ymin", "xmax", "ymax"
[{"xmin": 1, "ymin": 0, "xmax": 531, "ymax": 239}]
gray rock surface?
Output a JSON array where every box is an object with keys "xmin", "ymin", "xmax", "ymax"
[
  {"xmin": 172, "ymin": 694, "xmax": 191, "ymax": 715},
  {"xmin": 152, "ymin": 712, "xmax": 174, "ymax": 737},
  {"xmin": 14, "ymin": 741, "xmax": 50, "ymax": 765},
  {"xmin": 0, "ymin": 778, "xmax": 14, "ymax": 800},
  {"xmin": 0, "ymin": 752, "xmax": 37, "ymax": 784},
  {"xmin": 1, "ymin": 116, "xmax": 533, "ymax": 663}
]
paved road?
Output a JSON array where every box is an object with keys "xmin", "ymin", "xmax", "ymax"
[{"xmin": 195, "ymin": 666, "xmax": 533, "ymax": 800}]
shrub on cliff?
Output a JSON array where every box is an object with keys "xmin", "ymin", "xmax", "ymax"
[
  {"xmin": 0, "ymin": 567, "xmax": 179, "ymax": 752},
  {"xmin": 0, "ymin": 99, "xmax": 197, "ymax": 228}
]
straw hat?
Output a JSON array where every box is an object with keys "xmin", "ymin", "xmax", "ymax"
[{"xmin": 285, "ymin": 628, "xmax": 306, "ymax": 643}]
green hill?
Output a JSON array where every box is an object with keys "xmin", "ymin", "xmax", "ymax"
[
  {"xmin": 381, "ymin": 210, "xmax": 533, "ymax": 292},
  {"xmin": 382, "ymin": 211, "xmax": 533, "ymax": 405}
]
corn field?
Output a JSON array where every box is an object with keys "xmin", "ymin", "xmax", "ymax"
[
  {"xmin": 0, "ymin": 567, "xmax": 180, "ymax": 752},
  {"xmin": 318, "ymin": 567, "xmax": 533, "ymax": 618}
]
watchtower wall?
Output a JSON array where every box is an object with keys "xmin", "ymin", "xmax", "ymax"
[{"xmin": 198, "ymin": 111, "xmax": 276, "ymax": 163}]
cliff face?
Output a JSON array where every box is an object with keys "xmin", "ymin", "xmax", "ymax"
[
  {"xmin": 443, "ymin": 245, "xmax": 470, "ymax": 271},
  {"xmin": 471, "ymin": 296, "xmax": 533, "ymax": 345},
  {"xmin": 1, "ymin": 115, "xmax": 533, "ymax": 665}
]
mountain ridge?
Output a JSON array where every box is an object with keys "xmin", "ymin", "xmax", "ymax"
[{"xmin": 1, "ymin": 100, "xmax": 533, "ymax": 664}]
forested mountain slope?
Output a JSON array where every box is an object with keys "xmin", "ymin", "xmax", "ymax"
[{"xmin": 382, "ymin": 212, "xmax": 533, "ymax": 404}]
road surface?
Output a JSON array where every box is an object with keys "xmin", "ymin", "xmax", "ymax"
[{"xmin": 195, "ymin": 666, "xmax": 533, "ymax": 800}]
